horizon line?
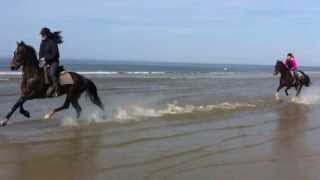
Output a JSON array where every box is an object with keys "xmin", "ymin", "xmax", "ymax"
[{"xmin": 0, "ymin": 56, "xmax": 319, "ymax": 68}]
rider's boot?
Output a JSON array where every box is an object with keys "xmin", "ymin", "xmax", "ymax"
[{"xmin": 291, "ymin": 71, "xmax": 296, "ymax": 85}]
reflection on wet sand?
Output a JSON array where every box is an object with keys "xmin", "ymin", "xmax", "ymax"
[
  {"xmin": 272, "ymin": 103, "xmax": 310, "ymax": 179},
  {"xmin": 0, "ymin": 127, "xmax": 104, "ymax": 180}
]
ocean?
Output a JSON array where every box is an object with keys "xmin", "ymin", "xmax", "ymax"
[
  {"xmin": 0, "ymin": 59, "xmax": 320, "ymax": 180},
  {"xmin": 1, "ymin": 58, "xmax": 320, "ymax": 74}
]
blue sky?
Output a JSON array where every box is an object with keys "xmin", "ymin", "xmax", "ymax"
[{"xmin": 1, "ymin": 0, "xmax": 320, "ymax": 65}]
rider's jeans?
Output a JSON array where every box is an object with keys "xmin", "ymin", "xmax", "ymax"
[{"xmin": 49, "ymin": 62, "xmax": 59, "ymax": 82}]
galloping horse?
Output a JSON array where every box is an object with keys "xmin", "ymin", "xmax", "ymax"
[
  {"xmin": 273, "ymin": 60, "xmax": 311, "ymax": 99},
  {"xmin": 0, "ymin": 41, "xmax": 104, "ymax": 126}
]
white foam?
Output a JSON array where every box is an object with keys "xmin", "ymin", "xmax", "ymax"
[
  {"xmin": 0, "ymin": 71, "xmax": 22, "ymax": 75},
  {"xmin": 77, "ymin": 71, "xmax": 166, "ymax": 75},
  {"xmin": 0, "ymin": 78, "xmax": 9, "ymax": 81},
  {"xmin": 77, "ymin": 71, "xmax": 119, "ymax": 75},
  {"xmin": 0, "ymin": 71, "xmax": 166, "ymax": 76}
]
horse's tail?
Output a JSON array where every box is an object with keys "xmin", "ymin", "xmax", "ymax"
[
  {"xmin": 86, "ymin": 79, "xmax": 104, "ymax": 110},
  {"xmin": 299, "ymin": 70, "xmax": 311, "ymax": 87}
]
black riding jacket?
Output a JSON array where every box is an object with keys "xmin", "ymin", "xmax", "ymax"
[{"xmin": 39, "ymin": 38, "xmax": 60, "ymax": 64}]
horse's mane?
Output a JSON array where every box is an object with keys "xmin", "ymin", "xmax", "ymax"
[
  {"xmin": 277, "ymin": 60, "xmax": 286, "ymax": 67},
  {"xmin": 276, "ymin": 60, "xmax": 284, "ymax": 64},
  {"xmin": 276, "ymin": 60, "xmax": 290, "ymax": 72},
  {"xmin": 24, "ymin": 44, "xmax": 39, "ymax": 67}
]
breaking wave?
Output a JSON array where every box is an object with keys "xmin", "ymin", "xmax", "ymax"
[
  {"xmin": 0, "ymin": 71, "xmax": 274, "ymax": 79},
  {"xmin": 0, "ymin": 78, "xmax": 9, "ymax": 81}
]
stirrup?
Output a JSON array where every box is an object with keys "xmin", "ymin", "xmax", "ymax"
[
  {"xmin": 52, "ymin": 86, "xmax": 60, "ymax": 97},
  {"xmin": 53, "ymin": 92, "xmax": 59, "ymax": 97}
]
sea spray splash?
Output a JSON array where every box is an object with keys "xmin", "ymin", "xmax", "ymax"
[
  {"xmin": 292, "ymin": 85, "xmax": 320, "ymax": 105},
  {"xmin": 61, "ymin": 117, "xmax": 80, "ymax": 127},
  {"xmin": 111, "ymin": 102, "xmax": 256, "ymax": 122},
  {"xmin": 61, "ymin": 108, "xmax": 108, "ymax": 126},
  {"xmin": 61, "ymin": 101, "xmax": 257, "ymax": 126}
]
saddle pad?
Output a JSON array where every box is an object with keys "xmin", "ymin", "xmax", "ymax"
[
  {"xmin": 297, "ymin": 72, "xmax": 304, "ymax": 79},
  {"xmin": 59, "ymin": 71, "xmax": 74, "ymax": 85}
]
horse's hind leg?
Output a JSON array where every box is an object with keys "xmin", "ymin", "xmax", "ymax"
[
  {"xmin": 285, "ymin": 87, "xmax": 290, "ymax": 96},
  {"xmin": 296, "ymin": 84, "xmax": 303, "ymax": 97},
  {"xmin": 71, "ymin": 99, "xmax": 82, "ymax": 118},
  {"xmin": 44, "ymin": 95, "xmax": 71, "ymax": 119},
  {"xmin": 19, "ymin": 103, "xmax": 30, "ymax": 118}
]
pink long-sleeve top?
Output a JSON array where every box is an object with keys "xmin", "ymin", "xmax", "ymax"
[{"xmin": 284, "ymin": 58, "xmax": 298, "ymax": 71}]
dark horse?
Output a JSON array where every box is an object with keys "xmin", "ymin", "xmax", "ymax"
[
  {"xmin": 0, "ymin": 41, "xmax": 104, "ymax": 126},
  {"xmin": 273, "ymin": 60, "xmax": 311, "ymax": 100}
]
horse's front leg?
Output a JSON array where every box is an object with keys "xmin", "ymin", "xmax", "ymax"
[
  {"xmin": 19, "ymin": 79, "xmax": 38, "ymax": 118},
  {"xmin": 18, "ymin": 91, "xmax": 36, "ymax": 118},
  {"xmin": 285, "ymin": 87, "xmax": 291, "ymax": 96},
  {"xmin": 1, "ymin": 96, "xmax": 26, "ymax": 126},
  {"xmin": 275, "ymin": 85, "xmax": 284, "ymax": 100}
]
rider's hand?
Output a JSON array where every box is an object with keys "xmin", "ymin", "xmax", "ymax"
[
  {"xmin": 40, "ymin": 57, "xmax": 46, "ymax": 62},
  {"xmin": 39, "ymin": 57, "xmax": 46, "ymax": 68}
]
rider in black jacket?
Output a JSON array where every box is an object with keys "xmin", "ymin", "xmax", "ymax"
[{"xmin": 39, "ymin": 27, "xmax": 63, "ymax": 96}]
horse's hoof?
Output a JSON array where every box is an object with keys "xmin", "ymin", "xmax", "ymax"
[
  {"xmin": 44, "ymin": 111, "xmax": 54, "ymax": 120},
  {"xmin": 291, "ymin": 97, "xmax": 298, "ymax": 102},
  {"xmin": 22, "ymin": 111, "xmax": 30, "ymax": 118},
  {"xmin": 0, "ymin": 120, "xmax": 8, "ymax": 127},
  {"xmin": 275, "ymin": 93, "xmax": 280, "ymax": 101}
]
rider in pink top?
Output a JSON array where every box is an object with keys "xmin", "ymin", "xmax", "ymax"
[{"xmin": 284, "ymin": 53, "xmax": 298, "ymax": 84}]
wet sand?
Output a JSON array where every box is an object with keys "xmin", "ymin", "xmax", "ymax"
[{"xmin": 0, "ymin": 101, "xmax": 319, "ymax": 180}]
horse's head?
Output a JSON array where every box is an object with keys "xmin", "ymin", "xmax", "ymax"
[
  {"xmin": 11, "ymin": 41, "xmax": 38, "ymax": 71},
  {"xmin": 274, "ymin": 60, "xmax": 286, "ymax": 75},
  {"xmin": 10, "ymin": 41, "xmax": 28, "ymax": 71}
]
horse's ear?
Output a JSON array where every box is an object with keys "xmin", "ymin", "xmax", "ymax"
[{"xmin": 21, "ymin": 41, "xmax": 25, "ymax": 45}]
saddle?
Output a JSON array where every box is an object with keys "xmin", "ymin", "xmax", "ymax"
[{"xmin": 43, "ymin": 65, "xmax": 74, "ymax": 85}]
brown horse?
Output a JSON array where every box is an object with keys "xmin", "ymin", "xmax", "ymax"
[
  {"xmin": 0, "ymin": 41, "xmax": 104, "ymax": 126},
  {"xmin": 273, "ymin": 60, "xmax": 311, "ymax": 100}
]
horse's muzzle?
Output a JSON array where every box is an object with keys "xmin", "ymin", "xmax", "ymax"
[{"xmin": 10, "ymin": 65, "xmax": 19, "ymax": 71}]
